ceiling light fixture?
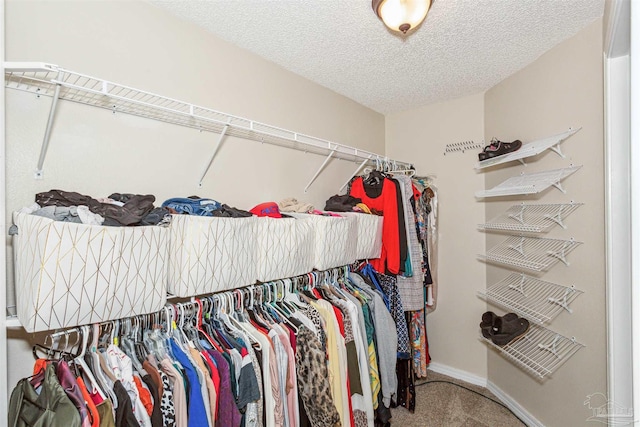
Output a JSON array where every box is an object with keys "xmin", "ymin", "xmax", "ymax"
[{"xmin": 372, "ymin": 0, "xmax": 433, "ymax": 34}]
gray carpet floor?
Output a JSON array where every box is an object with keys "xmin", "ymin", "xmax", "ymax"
[{"xmin": 389, "ymin": 369, "xmax": 526, "ymax": 426}]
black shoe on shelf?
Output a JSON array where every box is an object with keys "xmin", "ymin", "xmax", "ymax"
[
  {"xmin": 491, "ymin": 316, "xmax": 530, "ymax": 347},
  {"xmin": 479, "ymin": 311, "xmax": 530, "ymax": 346},
  {"xmin": 478, "ymin": 138, "xmax": 523, "ymax": 161}
]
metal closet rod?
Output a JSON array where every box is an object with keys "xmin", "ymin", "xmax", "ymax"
[{"xmin": 4, "ymin": 62, "xmax": 415, "ymax": 191}]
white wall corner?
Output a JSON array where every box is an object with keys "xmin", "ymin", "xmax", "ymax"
[
  {"xmin": 428, "ymin": 362, "xmax": 487, "ymax": 387},
  {"xmin": 486, "ymin": 381, "xmax": 546, "ymax": 427},
  {"xmin": 428, "ymin": 362, "xmax": 545, "ymax": 426}
]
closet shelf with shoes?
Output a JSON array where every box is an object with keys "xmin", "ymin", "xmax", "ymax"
[
  {"xmin": 478, "ymin": 202, "xmax": 583, "ymax": 233},
  {"xmin": 479, "ymin": 236, "xmax": 582, "ymax": 272},
  {"xmin": 481, "ymin": 323, "xmax": 585, "ymax": 380},
  {"xmin": 478, "ymin": 273, "xmax": 583, "ymax": 325},
  {"xmin": 475, "ymin": 165, "xmax": 582, "ymax": 198},
  {"xmin": 475, "ymin": 128, "xmax": 581, "ymax": 169}
]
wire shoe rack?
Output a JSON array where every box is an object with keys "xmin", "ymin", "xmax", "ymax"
[
  {"xmin": 475, "ymin": 165, "xmax": 582, "ymax": 198},
  {"xmin": 481, "ymin": 323, "xmax": 584, "ymax": 379},
  {"xmin": 478, "ymin": 273, "xmax": 583, "ymax": 325},
  {"xmin": 478, "ymin": 203, "xmax": 583, "ymax": 233},
  {"xmin": 479, "ymin": 236, "xmax": 582, "ymax": 272},
  {"xmin": 475, "ymin": 128, "xmax": 580, "ymax": 169}
]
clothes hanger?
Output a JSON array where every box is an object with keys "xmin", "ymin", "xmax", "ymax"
[
  {"xmin": 87, "ymin": 324, "xmax": 118, "ymax": 407},
  {"xmin": 223, "ymin": 291, "xmax": 262, "ymax": 349},
  {"xmin": 269, "ymin": 280, "xmax": 299, "ymax": 333},
  {"xmin": 122, "ymin": 317, "xmax": 147, "ymax": 374},
  {"xmin": 94, "ymin": 324, "xmax": 119, "ymax": 384},
  {"xmin": 201, "ymin": 298, "xmax": 226, "ymax": 349},
  {"xmin": 283, "ymin": 278, "xmax": 307, "ymax": 310},
  {"xmin": 207, "ymin": 296, "xmax": 235, "ymax": 350},
  {"xmin": 387, "ymin": 164, "xmax": 416, "ymax": 176},
  {"xmin": 255, "ymin": 285, "xmax": 279, "ymax": 326},
  {"xmin": 132, "ymin": 316, "xmax": 151, "ymax": 364},
  {"xmin": 31, "ymin": 329, "xmax": 76, "ymax": 387},
  {"xmin": 72, "ymin": 325, "xmax": 107, "ymax": 400},
  {"xmin": 180, "ymin": 302, "xmax": 205, "ymax": 351},
  {"xmin": 363, "ymin": 158, "xmax": 388, "ymax": 184},
  {"xmin": 32, "ymin": 333, "xmax": 76, "ymax": 362},
  {"xmin": 219, "ymin": 291, "xmax": 261, "ymax": 349},
  {"xmin": 192, "ymin": 298, "xmax": 222, "ymax": 353}
]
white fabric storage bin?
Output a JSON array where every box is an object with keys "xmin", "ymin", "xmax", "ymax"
[
  {"xmin": 287, "ymin": 213, "xmax": 358, "ymax": 270},
  {"xmin": 337, "ymin": 212, "xmax": 383, "ymax": 259},
  {"xmin": 255, "ymin": 217, "xmax": 315, "ymax": 282},
  {"xmin": 168, "ymin": 215, "xmax": 258, "ymax": 297},
  {"xmin": 12, "ymin": 211, "xmax": 168, "ymax": 333}
]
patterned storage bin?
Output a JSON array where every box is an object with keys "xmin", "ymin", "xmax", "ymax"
[
  {"xmin": 12, "ymin": 211, "xmax": 168, "ymax": 333},
  {"xmin": 337, "ymin": 212, "xmax": 383, "ymax": 260},
  {"xmin": 168, "ymin": 215, "xmax": 258, "ymax": 297},
  {"xmin": 255, "ymin": 217, "xmax": 315, "ymax": 282},
  {"xmin": 287, "ymin": 213, "xmax": 358, "ymax": 270}
]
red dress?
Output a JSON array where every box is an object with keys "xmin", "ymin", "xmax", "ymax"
[{"xmin": 349, "ymin": 176, "xmax": 402, "ymax": 274}]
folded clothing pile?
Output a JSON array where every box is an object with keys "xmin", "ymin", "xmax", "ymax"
[
  {"xmin": 33, "ymin": 190, "xmax": 170, "ymax": 226},
  {"xmin": 324, "ymin": 194, "xmax": 376, "ymax": 214},
  {"xmin": 162, "ymin": 197, "xmax": 252, "ymax": 218}
]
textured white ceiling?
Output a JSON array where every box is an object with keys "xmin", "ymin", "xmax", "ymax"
[{"xmin": 149, "ymin": 0, "xmax": 604, "ymax": 114}]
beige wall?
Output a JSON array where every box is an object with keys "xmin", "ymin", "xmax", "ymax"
[
  {"xmin": 4, "ymin": 0, "xmax": 385, "ymax": 387},
  {"xmin": 484, "ymin": 20, "xmax": 605, "ymax": 426},
  {"xmin": 4, "ymin": 1, "xmax": 608, "ymax": 424},
  {"xmin": 385, "ymin": 93, "xmax": 488, "ymax": 378}
]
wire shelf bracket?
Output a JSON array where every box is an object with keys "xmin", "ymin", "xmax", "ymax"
[
  {"xmin": 4, "ymin": 62, "xmax": 413, "ymax": 186},
  {"xmin": 475, "ymin": 128, "xmax": 581, "ymax": 169},
  {"xmin": 480, "ymin": 323, "xmax": 584, "ymax": 379},
  {"xmin": 475, "ymin": 165, "xmax": 582, "ymax": 198},
  {"xmin": 479, "ymin": 236, "xmax": 582, "ymax": 272},
  {"xmin": 478, "ymin": 273, "xmax": 583, "ymax": 324},
  {"xmin": 538, "ymin": 334, "xmax": 563, "ymax": 358},
  {"xmin": 479, "ymin": 203, "xmax": 583, "ymax": 233},
  {"xmin": 547, "ymin": 240, "xmax": 575, "ymax": 266},
  {"xmin": 548, "ymin": 286, "xmax": 578, "ymax": 314},
  {"xmin": 198, "ymin": 124, "xmax": 229, "ymax": 187}
]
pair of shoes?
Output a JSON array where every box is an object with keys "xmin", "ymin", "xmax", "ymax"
[
  {"xmin": 478, "ymin": 138, "xmax": 522, "ymax": 161},
  {"xmin": 480, "ymin": 311, "xmax": 530, "ymax": 346}
]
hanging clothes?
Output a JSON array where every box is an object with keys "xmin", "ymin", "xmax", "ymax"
[
  {"xmin": 9, "ymin": 363, "xmax": 82, "ymax": 427},
  {"xmin": 295, "ymin": 326, "xmax": 341, "ymax": 427},
  {"xmin": 410, "ymin": 310, "xmax": 430, "ymax": 378},
  {"xmin": 392, "ymin": 174, "xmax": 426, "ymax": 311},
  {"xmin": 413, "ymin": 177, "xmax": 438, "ymax": 312},
  {"xmin": 10, "ymin": 266, "xmax": 414, "ymax": 427},
  {"xmin": 349, "ymin": 174, "xmax": 408, "ymax": 275}
]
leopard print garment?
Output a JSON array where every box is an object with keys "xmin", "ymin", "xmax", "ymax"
[
  {"xmin": 157, "ymin": 369, "xmax": 176, "ymax": 427},
  {"xmin": 295, "ymin": 326, "xmax": 341, "ymax": 427},
  {"xmin": 302, "ymin": 305, "xmax": 327, "ymax": 351}
]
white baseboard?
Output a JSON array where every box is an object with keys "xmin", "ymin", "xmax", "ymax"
[
  {"xmin": 426, "ymin": 362, "xmax": 545, "ymax": 427},
  {"xmin": 427, "ymin": 362, "xmax": 487, "ymax": 387},
  {"xmin": 487, "ymin": 381, "xmax": 545, "ymax": 427}
]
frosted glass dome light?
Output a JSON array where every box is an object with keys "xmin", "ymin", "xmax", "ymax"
[{"xmin": 372, "ymin": 0, "xmax": 432, "ymax": 34}]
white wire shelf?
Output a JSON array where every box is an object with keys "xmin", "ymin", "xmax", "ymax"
[
  {"xmin": 479, "ymin": 203, "xmax": 583, "ymax": 233},
  {"xmin": 479, "ymin": 236, "xmax": 582, "ymax": 272},
  {"xmin": 4, "ymin": 62, "xmax": 412, "ymax": 184},
  {"xmin": 475, "ymin": 165, "xmax": 582, "ymax": 198},
  {"xmin": 475, "ymin": 128, "xmax": 581, "ymax": 169},
  {"xmin": 478, "ymin": 273, "xmax": 583, "ymax": 325},
  {"xmin": 481, "ymin": 323, "xmax": 584, "ymax": 379}
]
